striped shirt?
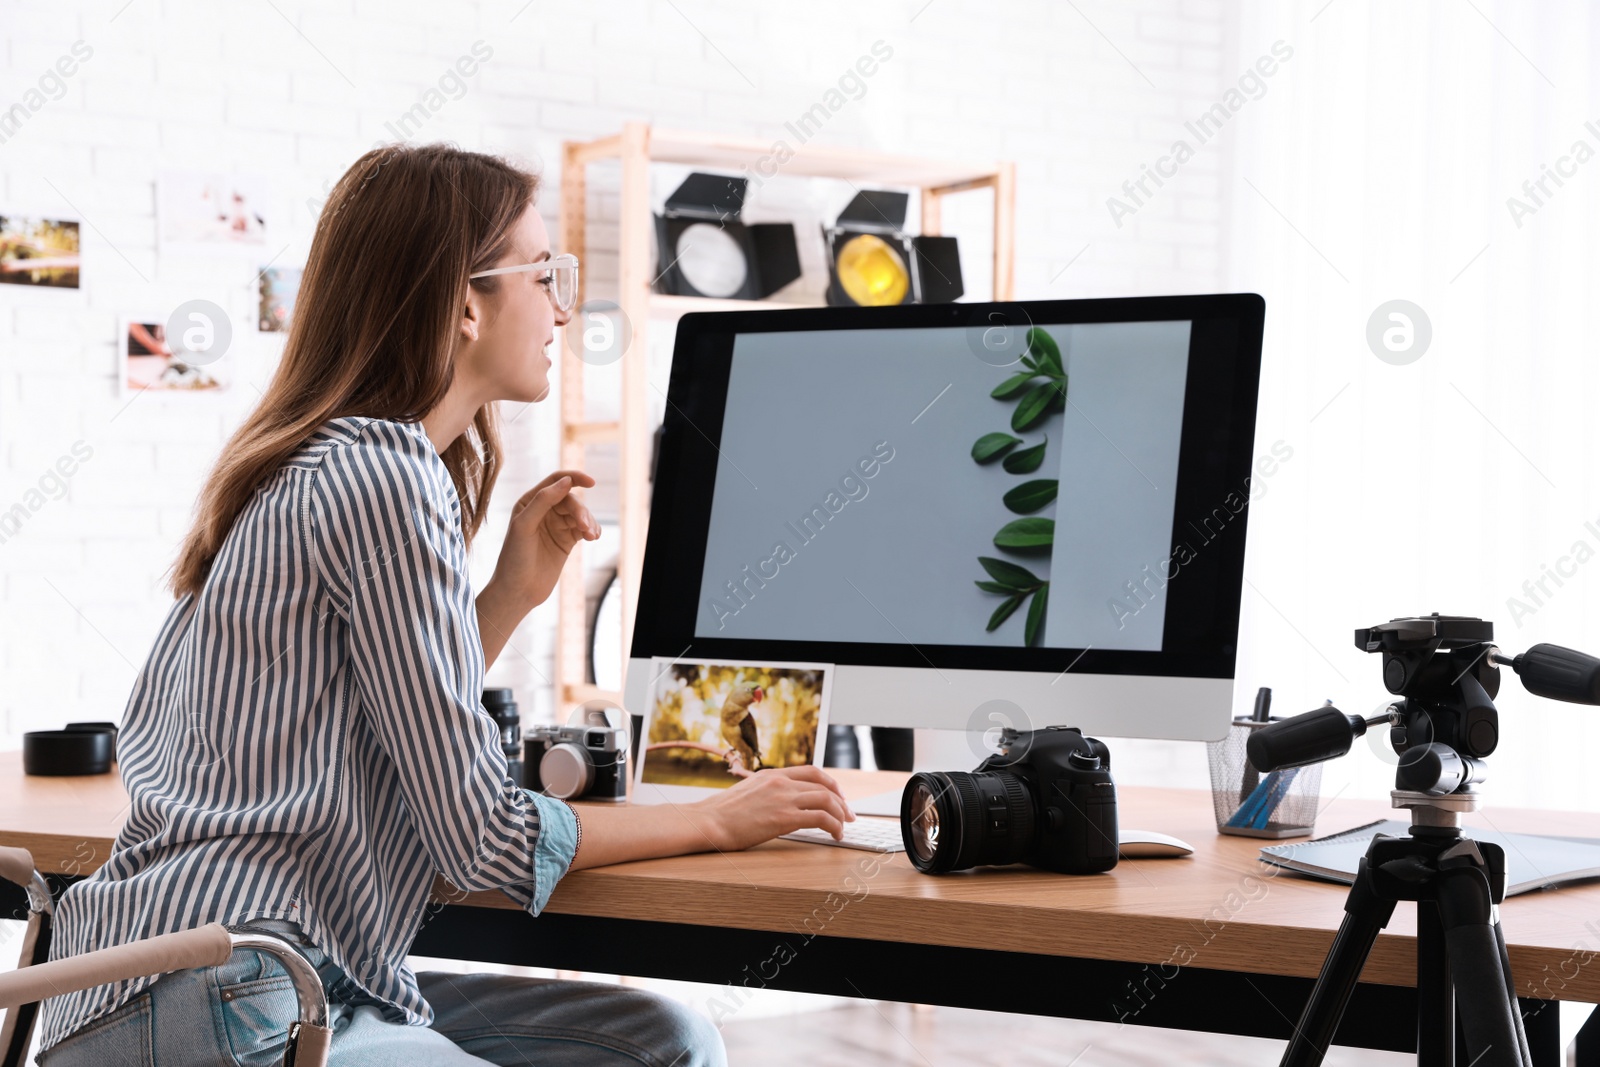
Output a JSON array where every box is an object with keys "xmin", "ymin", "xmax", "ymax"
[{"xmin": 39, "ymin": 415, "xmax": 577, "ymax": 1054}]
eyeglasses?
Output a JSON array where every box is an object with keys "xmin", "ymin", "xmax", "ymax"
[{"xmin": 469, "ymin": 253, "xmax": 580, "ymax": 313}]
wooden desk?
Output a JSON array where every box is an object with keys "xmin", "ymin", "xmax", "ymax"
[{"xmin": 4, "ymin": 751, "xmax": 1596, "ymax": 1061}]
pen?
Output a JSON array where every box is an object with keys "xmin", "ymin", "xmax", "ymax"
[
  {"xmin": 1227, "ymin": 766, "xmax": 1301, "ymax": 829},
  {"xmin": 1254, "ymin": 766, "xmax": 1300, "ymax": 829}
]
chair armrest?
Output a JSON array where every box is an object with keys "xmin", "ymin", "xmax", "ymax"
[
  {"xmin": 0, "ymin": 922, "xmax": 233, "ymax": 1009},
  {"xmin": 0, "ymin": 847, "xmax": 35, "ymax": 890}
]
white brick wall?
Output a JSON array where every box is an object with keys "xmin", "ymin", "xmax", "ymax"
[{"xmin": 0, "ymin": 0, "xmax": 1231, "ymax": 781}]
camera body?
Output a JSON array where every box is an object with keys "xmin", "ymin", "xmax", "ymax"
[
  {"xmin": 901, "ymin": 724, "xmax": 1118, "ymax": 875},
  {"xmin": 524, "ymin": 723, "xmax": 628, "ymax": 802},
  {"xmin": 981, "ymin": 726, "xmax": 1118, "ymax": 873}
]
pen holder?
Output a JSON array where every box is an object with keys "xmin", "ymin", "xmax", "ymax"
[{"xmin": 1207, "ymin": 716, "xmax": 1321, "ymax": 839}]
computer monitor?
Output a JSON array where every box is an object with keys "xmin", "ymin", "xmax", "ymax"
[{"xmin": 623, "ymin": 294, "xmax": 1265, "ymax": 742}]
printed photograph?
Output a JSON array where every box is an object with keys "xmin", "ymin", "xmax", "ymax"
[
  {"xmin": 121, "ymin": 318, "xmax": 226, "ymax": 393},
  {"xmin": 158, "ymin": 171, "xmax": 270, "ymax": 253},
  {"xmin": 638, "ymin": 658, "xmax": 830, "ymax": 794},
  {"xmin": 257, "ymin": 266, "xmax": 301, "ymax": 332},
  {"xmin": 0, "ymin": 215, "xmax": 80, "ymax": 288}
]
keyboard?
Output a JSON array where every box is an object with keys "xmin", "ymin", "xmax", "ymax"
[{"xmin": 780, "ymin": 816, "xmax": 906, "ymax": 852}]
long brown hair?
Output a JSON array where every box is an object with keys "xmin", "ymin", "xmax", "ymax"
[{"xmin": 169, "ymin": 143, "xmax": 539, "ymax": 598}]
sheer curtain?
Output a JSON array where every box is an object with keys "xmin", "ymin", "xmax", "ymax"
[{"xmin": 1223, "ymin": 0, "xmax": 1600, "ymax": 809}]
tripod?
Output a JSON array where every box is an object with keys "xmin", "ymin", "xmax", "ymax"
[
  {"xmin": 1248, "ymin": 614, "xmax": 1600, "ymax": 1067},
  {"xmin": 1280, "ymin": 791, "xmax": 1529, "ymax": 1067}
]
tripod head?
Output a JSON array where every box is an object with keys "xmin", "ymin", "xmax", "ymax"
[{"xmin": 1248, "ymin": 613, "xmax": 1600, "ymax": 803}]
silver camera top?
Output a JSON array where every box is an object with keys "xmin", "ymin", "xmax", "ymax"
[
  {"xmin": 571, "ymin": 699, "xmax": 628, "ymax": 731},
  {"xmin": 527, "ymin": 722, "xmax": 627, "ymax": 750}
]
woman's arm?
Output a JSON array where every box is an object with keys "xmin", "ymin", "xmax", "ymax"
[
  {"xmin": 567, "ymin": 766, "xmax": 855, "ymax": 870},
  {"xmin": 475, "ymin": 580, "xmax": 525, "ymax": 670},
  {"xmin": 309, "ymin": 426, "xmax": 551, "ymax": 896},
  {"xmin": 471, "ymin": 468, "xmax": 857, "ymax": 867},
  {"xmin": 478, "ymin": 469, "xmax": 600, "ymax": 670}
]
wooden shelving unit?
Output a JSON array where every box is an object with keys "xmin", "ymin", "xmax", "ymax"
[
  {"xmin": 647, "ymin": 293, "xmax": 815, "ymax": 317},
  {"xmin": 555, "ymin": 122, "xmax": 1016, "ymax": 715}
]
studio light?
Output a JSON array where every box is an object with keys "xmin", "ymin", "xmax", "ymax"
[
  {"xmin": 822, "ymin": 189, "xmax": 964, "ymax": 307},
  {"xmin": 652, "ymin": 172, "xmax": 801, "ymax": 301}
]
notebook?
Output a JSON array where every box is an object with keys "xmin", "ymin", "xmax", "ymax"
[{"xmin": 1260, "ymin": 819, "xmax": 1600, "ymax": 897}]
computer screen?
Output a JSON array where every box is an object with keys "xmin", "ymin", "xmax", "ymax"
[
  {"xmin": 697, "ymin": 319, "xmax": 1189, "ymax": 652},
  {"xmin": 626, "ymin": 295, "xmax": 1265, "ymax": 742}
]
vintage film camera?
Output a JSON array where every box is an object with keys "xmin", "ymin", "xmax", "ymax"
[{"xmin": 524, "ymin": 704, "xmax": 629, "ymax": 802}]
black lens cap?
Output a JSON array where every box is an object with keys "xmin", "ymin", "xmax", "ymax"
[{"xmin": 25, "ymin": 728, "xmax": 114, "ymax": 776}]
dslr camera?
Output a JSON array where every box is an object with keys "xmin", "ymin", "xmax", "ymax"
[
  {"xmin": 524, "ymin": 705, "xmax": 628, "ymax": 802},
  {"xmin": 900, "ymin": 725, "xmax": 1118, "ymax": 874}
]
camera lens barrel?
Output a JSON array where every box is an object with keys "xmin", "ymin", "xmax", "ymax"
[
  {"xmin": 901, "ymin": 770, "xmax": 1035, "ymax": 874},
  {"xmin": 483, "ymin": 688, "xmax": 520, "ymax": 753}
]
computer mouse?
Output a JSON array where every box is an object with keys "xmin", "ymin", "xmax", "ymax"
[{"xmin": 1117, "ymin": 830, "xmax": 1195, "ymax": 859}]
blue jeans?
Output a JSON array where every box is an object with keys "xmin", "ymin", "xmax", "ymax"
[{"xmin": 38, "ymin": 919, "xmax": 726, "ymax": 1067}]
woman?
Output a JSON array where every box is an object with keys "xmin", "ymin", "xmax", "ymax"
[{"xmin": 37, "ymin": 143, "xmax": 855, "ymax": 1067}]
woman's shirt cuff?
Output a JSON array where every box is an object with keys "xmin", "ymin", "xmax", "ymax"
[{"xmin": 523, "ymin": 788, "xmax": 579, "ymax": 913}]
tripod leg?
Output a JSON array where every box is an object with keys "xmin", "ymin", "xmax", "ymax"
[
  {"xmin": 1416, "ymin": 901, "xmax": 1455, "ymax": 1067},
  {"xmin": 1438, "ymin": 867, "xmax": 1529, "ymax": 1067},
  {"xmin": 1280, "ymin": 867, "xmax": 1397, "ymax": 1067},
  {"xmin": 1491, "ymin": 916, "xmax": 1533, "ymax": 1066}
]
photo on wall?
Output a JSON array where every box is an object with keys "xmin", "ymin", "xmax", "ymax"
[
  {"xmin": 257, "ymin": 265, "xmax": 301, "ymax": 332},
  {"xmin": 634, "ymin": 657, "xmax": 831, "ymax": 803},
  {"xmin": 121, "ymin": 317, "xmax": 227, "ymax": 393},
  {"xmin": 0, "ymin": 215, "xmax": 80, "ymax": 288},
  {"xmin": 158, "ymin": 171, "xmax": 270, "ymax": 255}
]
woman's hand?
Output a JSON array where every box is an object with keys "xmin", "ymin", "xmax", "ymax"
[
  {"xmin": 563, "ymin": 767, "xmax": 857, "ymax": 870},
  {"xmin": 692, "ymin": 766, "xmax": 857, "ymax": 852},
  {"xmin": 490, "ymin": 469, "xmax": 601, "ymax": 612}
]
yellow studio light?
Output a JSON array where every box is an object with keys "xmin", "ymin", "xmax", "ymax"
[
  {"xmin": 836, "ymin": 234, "xmax": 910, "ymax": 306},
  {"xmin": 822, "ymin": 189, "xmax": 963, "ymax": 306}
]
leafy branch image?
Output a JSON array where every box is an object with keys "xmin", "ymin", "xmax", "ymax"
[{"xmin": 969, "ymin": 327, "xmax": 1065, "ymax": 646}]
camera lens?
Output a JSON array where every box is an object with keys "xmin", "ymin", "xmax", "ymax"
[
  {"xmin": 539, "ymin": 743, "xmax": 595, "ymax": 800},
  {"xmin": 903, "ymin": 779, "xmax": 945, "ymax": 866},
  {"xmin": 483, "ymin": 688, "xmax": 519, "ymax": 758},
  {"xmin": 900, "ymin": 770, "xmax": 1036, "ymax": 874}
]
